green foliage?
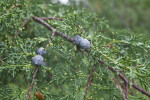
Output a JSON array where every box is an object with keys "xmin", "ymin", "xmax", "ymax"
[
  {"xmin": 88, "ymin": 0, "xmax": 150, "ymax": 38},
  {"xmin": 0, "ymin": 0, "xmax": 150, "ymax": 100}
]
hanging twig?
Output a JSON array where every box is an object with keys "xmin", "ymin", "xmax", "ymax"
[
  {"xmin": 51, "ymin": 31, "xmax": 56, "ymax": 38},
  {"xmin": 83, "ymin": 64, "xmax": 96, "ymax": 100},
  {"xmin": 27, "ymin": 66, "xmax": 39, "ymax": 100},
  {"xmin": 125, "ymin": 82, "xmax": 129, "ymax": 100},
  {"xmin": 77, "ymin": 46, "xmax": 88, "ymax": 56}
]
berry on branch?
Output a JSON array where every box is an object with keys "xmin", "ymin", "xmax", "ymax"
[
  {"xmin": 37, "ymin": 47, "xmax": 47, "ymax": 55},
  {"xmin": 73, "ymin": 35, "xmax": 90, "ymax": 50},
  {"xmin": 79, "ymin": 39, "xmax": 90, "ymax": 50},
  {"xmin": 32, "ymin": 55, "xmax": 44, "ymax": 66},
  {"xmin": 73, "ymin": 35, "xmax": 83, "ymax": 45}
]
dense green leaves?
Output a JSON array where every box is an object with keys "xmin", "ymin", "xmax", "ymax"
[{"xmin": 0, "ymin": 0, "xmax": 150, "ymax": 100}]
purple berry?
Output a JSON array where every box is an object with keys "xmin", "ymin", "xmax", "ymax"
[
  {"xmin": 79, "ymin": 39, "xmax": 90, "ymax": 50},
  {"xmin": 73, "ymin": 35, "xmax": 90, "ymax": 50},
  {"xmin": 32, "ymin": 55, "xmax": 44, "ymax": 65},
  {"xmin": 73, "ymin": 35, "xmax": 83, "ymax": 45},
  {"xmin": 37, "ymin": 47, "xmax": 47, "ymax": 55}
]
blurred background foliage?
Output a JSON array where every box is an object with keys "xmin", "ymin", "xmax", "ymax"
[
  {"xmin": 0, "ymin": 0, "xmax": 150, "ymax": 100},
  {"xmin": 88, "ymin": 0, "xmax": 150, "ymax": 39},
  {"xmin": 50, "ymin": 0, "xmax": 150, "ymax": 38}
]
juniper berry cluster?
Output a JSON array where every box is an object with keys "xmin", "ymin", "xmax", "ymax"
[
  {"xmin": 73, "ymin": 35, "xmax": 90, "ymax": 50},
  {"xmin": 32, "ymin": 47, "xmax": 47, "ymax": 66}
]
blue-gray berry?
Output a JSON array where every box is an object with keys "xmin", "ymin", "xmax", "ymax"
[
  {"xmin": 32, "ymin": 55, "xmax": 44, "ymax": 66},
  {"xmin": 79, "ymin": 39, "xmax": 90, "ymax": 50},
  {"xmin": 73, "ymin": 35, "xmax": 83, "ymax": 45},
  {"xmin": 37, "ymin": 47, "xmax": 47, "ymax": 55}
]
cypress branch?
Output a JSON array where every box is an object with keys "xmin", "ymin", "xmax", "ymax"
[{"xmin": 32, "ymin": 16, "xmax": 150, "ymax": 98}]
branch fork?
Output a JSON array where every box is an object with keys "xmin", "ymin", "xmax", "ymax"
[{"xmin": 25, "ymin": 16, "xmax": 150, "ymax": 99}]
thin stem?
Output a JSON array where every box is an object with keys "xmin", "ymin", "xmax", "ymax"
[
  {"xmin": 7, "ymin": 4, "xmax": 21, "ymax": 13},
  {"xmin": 132, "ymin": 84, "xmax": 150, "ymax": 97},
  {"xmin": 107, "ymin": 66, "xmax": 150, "ymax": 97},
  {"xmin": 40, "ymin": 17, "xmax": 64, "ymax": 21},
  {"xmin": 32, "ymin": 16, "xmax": 73, "ymax": 43},
  {"xmin": 77, "ymin": 46, "xmax": 88, "ymax": 56},
  {"xmin": 125, "ymin": 82, "xmax": 129, "ymax": 100},
  {"xmin": 46, "ymin": 31, "xmax": 55, "ymax": 47},
  {"xmin": 15, "ymin": 19, "xmax": 31, "ymax": 37},
  {"xmin": 51, "ymin": 31, "xmax": 55, "ymax": 38},
  {"xmin": 83, "ymin": 64, "xmax": 96, "ymax": 100},
  {"xmin": 27, "ymin": 66, "xmax": 39, "ymax": 100}
]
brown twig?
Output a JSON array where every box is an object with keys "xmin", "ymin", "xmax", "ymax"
[
  {"xmin": 125, "ymin": 81, "xmax": 129, "ymax": 100},
  {"xmin": 107, "ymin": 66, "xmax": 150, "ymax": 97},
  {"xmin": 15, "ymin": 19, "xmax": 31, "ymax": 37},
  {"xmin": 77, "ymin": 46, "xmax": 88, "ymax": 56},
  {"xmin": 132, "ymin": 84, "xmax": 150, "ymax": 97},
  {"xmin": 47, "ymin": 31, "xmax": 55, "ymax": 47},
  {"xmin": 32, "ymin": 16, "xmax": 73, "ymax": 43},
  {"xmin": 22, "ymin": 19, "xmax": 31, "ymax": 27},
  {"xmin": 134, "ymin": 65, "xmax": 144, "ymax": 68},
  {"xmin": 83, "ymin": 64, "xmax": 96, "ymax": 100},
  {"xmin": 32, "ymin": 16, "xmax": 150, "ymax": 98},
  {"xmin": 51, "ymin": 31, "xmax": 56, "ymax": 38},
  {"xmin": 7, "ymin": 4, "xmax": 21, "ymax": 13},
  {"xmin": 108, "ymin": 66, "xmax": 129, "ymax": 99},
  {"xmin": 27, "ymin": 66, "xmax": 39, "ymax": 100},
  {"xmin": 40, "ymin": 17, "xmax": 64, "ymax": 21},
  {"xmin": 46, "ymin": 38, "xmax": 52, "ymax": 47},
  {"xmin": 46, "ymin": 28, "xmax": 55, "ymax": 47}
]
